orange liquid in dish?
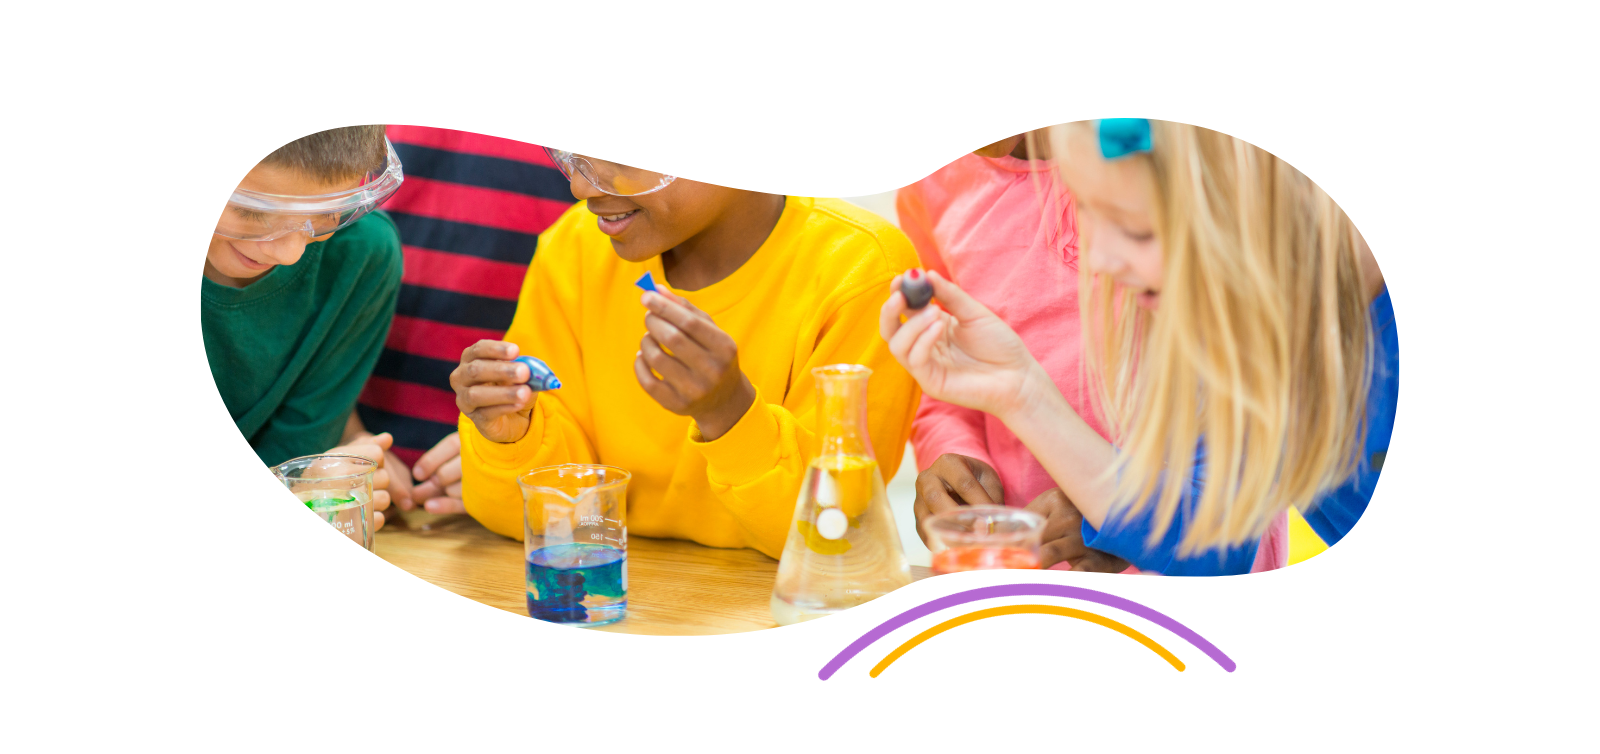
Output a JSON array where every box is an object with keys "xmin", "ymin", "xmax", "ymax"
[{"xmin": 931, "ymin": 547, "xmax": 1042, "ymax": 574}]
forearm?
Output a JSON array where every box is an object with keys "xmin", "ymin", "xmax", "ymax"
[{"xmin": 997, "ymin": 364, "xmax": 1118, "ymax": 528}]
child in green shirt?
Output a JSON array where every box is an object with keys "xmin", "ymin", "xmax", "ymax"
[{"xmin": 201, "ymin": 125, "xmax": 405, "ymax": 525}]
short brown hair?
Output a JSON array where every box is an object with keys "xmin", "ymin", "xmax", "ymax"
[{"xmin": 262, "ymin": 125, "xmax": 388, "ymax": 184}]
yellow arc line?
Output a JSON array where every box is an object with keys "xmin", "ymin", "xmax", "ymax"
[{"xmin": 869, "ymin": 604, "xmax": 1186, "ymax": 677}]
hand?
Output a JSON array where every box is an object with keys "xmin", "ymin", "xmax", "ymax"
[
  {"xmin": 411, "ymin": 432, "xmax": 464, "ymax": 515},
  {"xmin": 634, "ymin": 289, "xmax": 756, "ymax": 440},
  {"xmin": 345, "ymin": 430, "xmax": 414, "ymax": 512},
  {"xmin": 912, "ymin": 454, "xmax": 1005, "ymax": 547},
  {"xmin": 325, "ymin": 432, "xmax": 394, "ymax": 531},
  {"xmin": 879, "ymin": 270, "xmax": 1047, "ymax": 421},
  {"xmin": 1025, "ymin": 487, "xmax": 1130, "ymax": 573},
  {"xmin": 452, "ymin": 340, "xmax": 537, "ymax": 443}
]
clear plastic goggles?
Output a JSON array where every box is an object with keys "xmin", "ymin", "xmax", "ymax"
[
  {"xmin": 544, "ymin": 147, "xmax": 676, "ymax": 197},
  {"xmin": 215, "ymin": 138, "xmax": 405, "ymax": 241}
]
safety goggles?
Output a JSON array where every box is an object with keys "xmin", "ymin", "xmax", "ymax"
[
  {"xmin": 215, "ymin": 138, "xmax": 405, "ymax": 241},
  {"xmin": 543, "ymin": 147, "xmax": 676, "ymax": 197}
]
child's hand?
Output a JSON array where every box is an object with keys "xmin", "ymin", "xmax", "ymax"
[
  {"xmin": 878, "ymin": 270, "xmax": 1046, "ymax": 421},
  {"xmin": 635, "ymin": 289, "xmax": 756, "ymax": 441},
  {"xmin": 452, "ymin": 340, "xmax": 537, "ymax": 444},
  {"xmin": 325, "ymin": 432, "xmax": 394, "ymax": 531},
  {"xmin": 913, "ymin": 454, "xmax": 1004, "ymax": 547},
  {"xmin": 1025, "ymin": 487, "xmax": 1131, "ymax": 573},
  {"xmin": 411, "ymin": 432, "xmax": 465, "ymax": 515}
]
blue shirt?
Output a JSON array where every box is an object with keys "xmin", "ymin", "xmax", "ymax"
[{"xmin": 1080, "ymin": 287, "xmax": 1398, "ymax": 575}]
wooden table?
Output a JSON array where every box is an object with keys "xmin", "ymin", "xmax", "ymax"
[{"xmin": 375, "ymin": 511, "xmax": 933, "ymax": 635}]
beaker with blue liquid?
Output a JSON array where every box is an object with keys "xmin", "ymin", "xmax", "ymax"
[{"xmin": 517, "ymin": 464, "xmax": 630, "ymax": 626}]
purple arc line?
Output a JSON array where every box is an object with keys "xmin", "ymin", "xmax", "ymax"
[{"xmin": 818, "ymin": 583, "xmax": 1235, "ymax": 679}]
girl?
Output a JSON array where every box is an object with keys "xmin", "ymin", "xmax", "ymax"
[
  {"xmin": 880, "ymin": 119, "xmax": 1396, "ymax": 575},
  {"xmin": 897, "ymin": 130, "xmax": 1289, "ymax": 573}
]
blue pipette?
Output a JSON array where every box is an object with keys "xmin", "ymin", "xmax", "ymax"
[{"xmin": 514, "ymin": 356, "xmax": 562, "ymax": 392}]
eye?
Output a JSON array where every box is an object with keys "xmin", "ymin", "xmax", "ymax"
[{"xmin": 1120, "ymin": 225, "xmax": 1155, "ymax": 243}]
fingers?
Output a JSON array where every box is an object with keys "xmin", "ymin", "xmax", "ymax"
[
  {"xmin": 412, "ymin": 432, "xmax": 461, "ymax": 482},
  {"xmin": 423, "ymin": 496, "xmax": 467, "ymax": 515},
  {"xmin": 461, "ymin": 384, "xmax": 534, "ymax": 418},
  {"xmin": 913, "ymin": 498, "xmax": 936, "ymax": 547},
  {"xmin": 642, "ymin": 291, "xmax": 723, "ymax": 351},
  {"xmin": 923, "ymin": 270, "xmax": 994, "ymax": 322},
  {"xmin": 460, "ymin": 339, "xmax": 519, "ymax": 364},
  {"xmin": 372, "ymin": 467, "xmax": 389, "ymax": 492},
  {"xmin": 374, "ymin": 510, "xmax": 386, "ymax": 531},
  {"xmin": 879, "ymin": 288, "xmax": 910, "ymax": 343},
  {"xmin": 371, "ymin": 489, "xmax": 390, "ymax": 513},
  {"xmin": 930, "ymin": 454, "xmax": 1000, "ymax": 507},
  {"xmin": 904, "ymin": 309, "xmax": 949, "ymax": 372},
  {"xmin": 1039, "ymin": 535, "xmax": 1088, "ymax": 570},
  {"xmin": 634, "ymin": 351, "xmax": 686, "ymax": 411},
  {"xmin": 886, "ymin": 303, "xmax": 943, "ymax": 364},
  {"xmin": 412, "ymin": 456, "xmax": 462, "ymax": 501},
  {"xmin": 453, "ymin": 359, "xmax": 530, "ymax": 394},
  {"xmin": 1069, "ymin": 550, "xmax": 1133, "ymax": 574},
  {"xmin": 640, "ymin": 331, "xmax": 704, "ymax": 387},
  {"xmin": 913, "ymin": 467, "xmax": 967, "ymax": 517},
  {"xmin": 966, "ymin": 457, "xmax": 1005, "ymax": 505}
]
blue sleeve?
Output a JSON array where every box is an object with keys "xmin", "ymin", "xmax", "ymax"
[
  {"xmin": 1303, "ymin": 286, "xmax": 1398, "ymax": 547},
  {"xmin": 1080, "ymin": 444, "xmax": 1260, "ymax": 576},
  {"xmin": 1082, "ymin": 286, "xmax": 1399, "ymax": 574}
]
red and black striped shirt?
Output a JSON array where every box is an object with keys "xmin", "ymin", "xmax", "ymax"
[{"xmin": 356, "ymin": 126, "xmax": 575, "ymax": 467}]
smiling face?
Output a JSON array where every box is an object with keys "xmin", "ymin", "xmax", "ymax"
[
  {"xmin": 205, "ymin": 164, "xmax": 362, "ymax": 288},
  {"xmin": 1055, "ymin": 126, "xmax": 1165, "ymax": 311},
  {"xmin": 567, "ymin": 168, "xmax": 740, "ymax": 263}
]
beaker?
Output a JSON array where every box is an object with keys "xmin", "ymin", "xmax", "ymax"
[
  {"xmin": 517, "ymin": 464, "xmax": 630, "ymax": 627},
  {"xmin": 771, "ymin": 365, "xmax": 912, "ymax": 625},
  {"xmin": 925, "ymin": 506, "xmax": 1045, "ymax": 574},
  {"xmin": 273, "ymin": 454, "xmax": 377, "ymax": 550}
]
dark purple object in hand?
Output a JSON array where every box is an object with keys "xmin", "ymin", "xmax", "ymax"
[{"xmin": 901, "ymin": 269, "xmax": 934, "ymax": 310}]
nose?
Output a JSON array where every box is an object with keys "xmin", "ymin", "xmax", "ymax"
[
  {"xmin": 1080, "ymin": 216, "xmax": 1125, "ymax": 277},
  {"xmin": 567, "ymin": 173, "xmax": 603, "ymax": 201},
  {"xmin": 260, "ymin": 233, "xmax": 312, "ymax": 266}
]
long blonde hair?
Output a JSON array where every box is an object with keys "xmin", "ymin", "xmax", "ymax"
[{"xmin": 1049, "ymin": 121, "xmax": 1373, "ymax": 557}]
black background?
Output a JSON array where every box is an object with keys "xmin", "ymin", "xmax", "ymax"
[{"xmin": 196, "ymin": 116, "xmax": 1414, "ymax": 691}]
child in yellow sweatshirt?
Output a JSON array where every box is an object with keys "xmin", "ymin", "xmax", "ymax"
[{"xmin": 451, "ymin": 151, "xmax": 920, "ymax": 559}]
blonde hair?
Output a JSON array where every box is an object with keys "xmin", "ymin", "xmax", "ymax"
[{"xmin": 1049, "ymin": 121, "xmax": 1373, "ymax": 557}]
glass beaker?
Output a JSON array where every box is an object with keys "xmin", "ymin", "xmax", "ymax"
[
  {"xmin": 272, "ymin": 454, "xmax": 377, "ymax": 550},
  {"xmin": 771, "ymin": 365, "xmax": 912, "ymax": 625},
  {"xmin": 517, "ymin": 464, "xmax": 630, "ymax": 627},
  {"xmin": 925, "ymin": 506, "xmax": 1045, "ymax": 574}
]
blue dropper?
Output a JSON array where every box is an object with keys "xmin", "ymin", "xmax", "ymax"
[{"xmin": 514, "ymin": 356, "xmax": 562, "ymax": 392}]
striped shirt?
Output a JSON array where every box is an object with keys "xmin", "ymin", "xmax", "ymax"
[{"xmin": 356, "ymin": 126, "xmax": 575, "ymax": 467}]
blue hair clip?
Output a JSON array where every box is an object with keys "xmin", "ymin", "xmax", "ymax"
[{"xmin": 1097, "ymin": 119, "xmax": 1152, "ymax": 159}]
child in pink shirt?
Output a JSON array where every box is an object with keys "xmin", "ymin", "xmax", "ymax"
[{"xmin": 897, "ymin": 135, "xmax": 1288, "ymax": 573}]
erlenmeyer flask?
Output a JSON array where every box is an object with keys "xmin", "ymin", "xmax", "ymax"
[{"xmin": 771, "ymin": 364, "xmax": 912, "ymax": 625}]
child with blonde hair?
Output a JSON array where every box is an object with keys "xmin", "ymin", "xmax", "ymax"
[
  {"xmin": 881, "ymin": 119, "xmax": 1395, "ymax": 574},
  {"xmin": 898, "ymin": 130, "xmax": 1288, "ymax": 573}
]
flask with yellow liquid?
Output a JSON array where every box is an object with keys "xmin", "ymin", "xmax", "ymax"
[{"xmin": 770, "ymin": 364, "xmax": 912, "ymax": 625}]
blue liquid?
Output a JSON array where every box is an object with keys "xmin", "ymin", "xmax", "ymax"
[{"xmin": 526, "ymin": 543, "xmax": 626, "ymax": 625}]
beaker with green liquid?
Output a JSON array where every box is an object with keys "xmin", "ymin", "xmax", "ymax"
[{"xmin": 771, "ymin": 365, "xmax": 912, "ymax": 625}]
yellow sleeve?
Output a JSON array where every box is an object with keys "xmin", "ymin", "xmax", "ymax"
[
  {"xmin": 688, "ymin": 284, "xmax": 920, "ymax": 559},
  {"xmin": 458, "ymin": 218, "xmax": 600, "ymax": 540}
]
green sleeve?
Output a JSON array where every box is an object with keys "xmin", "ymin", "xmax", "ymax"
[{"xmin": 251, "ymin": 214, "xmax": 403, "ymax": 466}]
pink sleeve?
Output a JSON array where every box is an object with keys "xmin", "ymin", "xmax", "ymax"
[
  {"xmin": 897, "ymin": 183, "xmax": 988, "ymax": 471},
  {"xmin": 909, "ymin": 392, "xmax": 995, "ymax": 473},
  {"xmin": 894, "ymin": 185, "xmax": 951, "ymax": 278}
]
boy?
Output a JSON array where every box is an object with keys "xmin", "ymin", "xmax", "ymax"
[
  {"xmin": 349, "ymin": 126, "xmax": 575, "ymax": 516},
  {"xmin": 202, "ymin": 125, "xmax": 404, "ymax": 524},
  {"xmin": 453, "ymin": 151, "xmax": 920, "ymax": 558}
]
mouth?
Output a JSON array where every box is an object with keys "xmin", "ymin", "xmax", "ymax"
[
  {"xmin": 1135, "ymin": 288, "xmax": 1160, "ymax": 310},
  {"xmin": 594, "ymin": 208, "xmax": 640, "ymax": 237},
  {"xmin": 228, "ymin": 243, "xmax": 275, "ymax": 272}
]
